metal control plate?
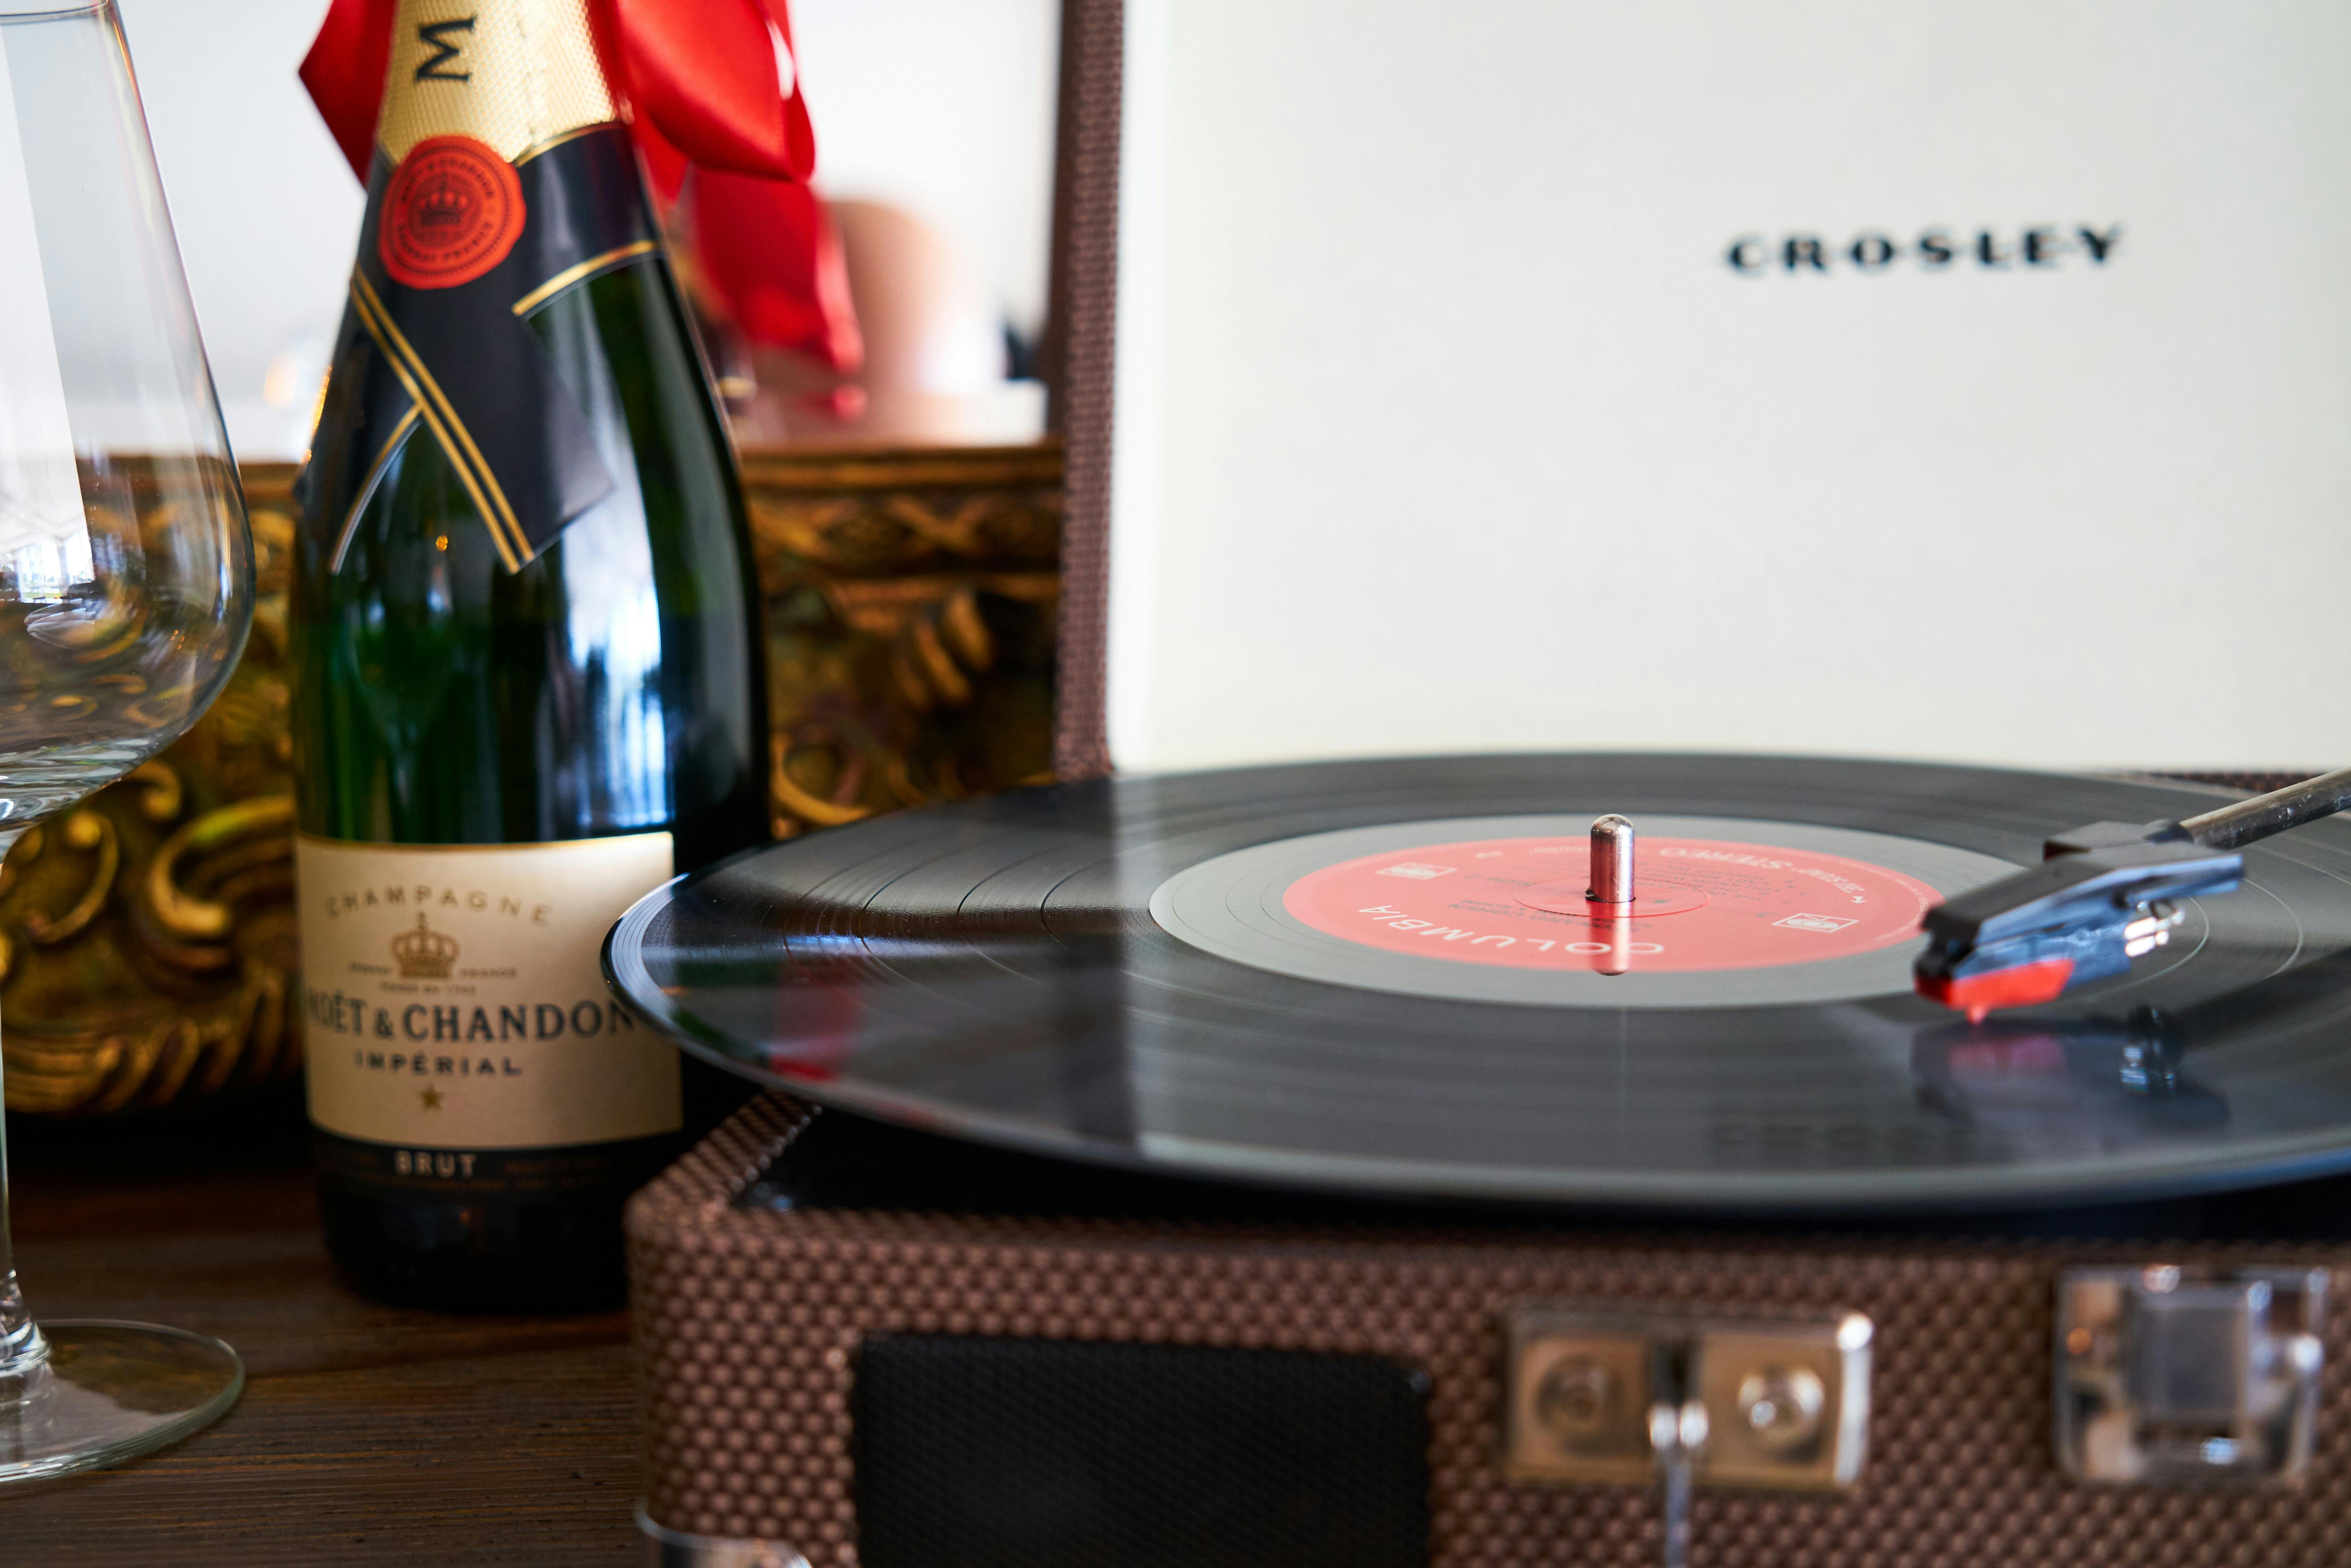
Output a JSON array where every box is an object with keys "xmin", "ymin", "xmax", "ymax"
[
  {"xmin": 1502, "ymin": 1304, "xmax": 1874, "ymax": 1492},
  {"xmin": 2057, "ymin": 1265, "xmax": 2327, "ymax": 1487}
]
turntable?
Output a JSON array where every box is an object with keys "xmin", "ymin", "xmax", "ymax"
[
  {"xmin": 610, "ymin": 1, "xmax": 2351, "ymax": 1557},
  {"xmin": 614, "ymin": 755, "xmax": 2351, "ymax": 1568}
]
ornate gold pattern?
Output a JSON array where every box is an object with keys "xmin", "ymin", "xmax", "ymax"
[
  {"xmin": 2, "ymin": 443, "xmax": 1063, "ymax": 1115},
  {"xmin": 23, "ymin": 811, "xmax": 118, "ymax": 946},
  {"xmin": 0, "ymin": 473, "xmax": 300, "ymax": 1116},
  {"xmin": 743, "ymin": 444, "xmax": 1063, "ymax": 838}
]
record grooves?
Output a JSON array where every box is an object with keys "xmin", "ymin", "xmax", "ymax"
[{"xmin": 606, "ymin": 754, "xmax": 2351, "ymax": 1213}]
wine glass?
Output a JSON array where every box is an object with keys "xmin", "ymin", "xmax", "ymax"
[{"xmin": 0, "ymin": 0, "xmax": 252, "ymax": 1478}]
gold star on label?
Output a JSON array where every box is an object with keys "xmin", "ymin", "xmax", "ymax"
[{"xmin": 419, "ymin": 1085, "xmax": 444, "ymax": 1111}]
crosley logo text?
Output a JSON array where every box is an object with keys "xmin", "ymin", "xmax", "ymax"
[{"xmin": 1726, "ymin": 225, "xmax": 2121, "ymax": 275}]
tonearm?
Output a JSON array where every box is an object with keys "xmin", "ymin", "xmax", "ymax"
[{"xmin": 1915, "ymin": 766, "xmax": 2351, "ymax": 1019}]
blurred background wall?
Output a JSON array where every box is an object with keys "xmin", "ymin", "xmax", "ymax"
[
  {"xmin": 121, "ymin": 1, "xmax": 2351, "ymax": 773},
  {"xmin": 114, "ymin": 0, "xmax": 1060, "ymax": 459}
]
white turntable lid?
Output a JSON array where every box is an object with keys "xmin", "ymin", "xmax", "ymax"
[{"xmin": 1106, "ymin": 1, "xmax": 2351, "ymax": 773}]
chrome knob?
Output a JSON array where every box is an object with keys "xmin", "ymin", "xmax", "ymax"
[
  {"xmin": 1534, "ymin": 1356, "xmax": 1617, "ymax": 1442},
  {"xmin": 1736, "ymin": 1364, "xmax": 1826, "ymax": 1453}
]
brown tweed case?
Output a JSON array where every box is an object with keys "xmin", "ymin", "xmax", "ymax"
[
  {"xmin": 628, "ymin": 1092, "xmax": 2351, "ymax": 1567},
  {"xmin": 622, "ymin": 0, "xmax": 2348, "ymax": 1553}
]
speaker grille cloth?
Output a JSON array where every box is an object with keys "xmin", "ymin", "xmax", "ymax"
[{"xmin": 853, "ymin": 1335, "xmax": 1427, "ymax": 1567}]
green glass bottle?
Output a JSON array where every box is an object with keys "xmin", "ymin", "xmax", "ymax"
[{"xmin": 290, "ymin": 0, "xmax": 767, "ymax": 1311}]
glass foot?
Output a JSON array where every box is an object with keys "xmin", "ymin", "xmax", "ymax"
[{"xmin": 0, "ymin": 1320, "xmax": 243, "ymax": 1482}]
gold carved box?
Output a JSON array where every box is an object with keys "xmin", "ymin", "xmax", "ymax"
[{"xmin": 0, "ymin": 443, "xmax": 1063, "ymax": 1116}]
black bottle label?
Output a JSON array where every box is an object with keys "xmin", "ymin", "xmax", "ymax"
[{"xmin": 321, "ymin": 122, "xmax": 658, "ymax": 574}]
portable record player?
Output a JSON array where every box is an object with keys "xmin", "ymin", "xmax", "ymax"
[
  {"xmin": 615, "ymin": 3, "xmax": 2351, "ymax": 1561},
  {"xmin": 616, "ymin": 755, "xmax": 2351, "ymax": 1568}
]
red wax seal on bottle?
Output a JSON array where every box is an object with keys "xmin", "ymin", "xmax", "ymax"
[{"xmin": 378, "ymin": 134, "xmax": 525, "ymax": 289}]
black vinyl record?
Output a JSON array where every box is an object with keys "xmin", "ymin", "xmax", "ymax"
[{"xmin": 605, "ymin": 754, "xmax": 2351, "ymax": 1212}]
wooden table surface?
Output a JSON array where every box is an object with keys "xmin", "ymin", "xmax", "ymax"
[{"xmin": 0, "ymin": 1089, "xmax": 642, "ymax": 1566}]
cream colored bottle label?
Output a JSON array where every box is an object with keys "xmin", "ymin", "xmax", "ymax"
[{"xmin": 298, "ymin": 832, "xmax": 680, "ymax": 1149}]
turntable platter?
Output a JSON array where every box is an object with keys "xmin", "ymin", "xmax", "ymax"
[{"xmin": 606, "ymin": 754, "xmax": 2351, "ymax": 1211}]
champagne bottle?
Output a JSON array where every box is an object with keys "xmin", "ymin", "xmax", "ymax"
[{"xmin": 290, "ymin": 0, "xmax": 768, "ymax": 1311}]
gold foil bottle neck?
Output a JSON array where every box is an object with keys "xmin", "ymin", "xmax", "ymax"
[{"xmin": 377, "ymin": 0, "xmax": 618, "ymax": 167}]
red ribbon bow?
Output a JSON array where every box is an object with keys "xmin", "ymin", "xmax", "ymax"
[{"xmin": 300, "ymin": 0, "xmax": 860, "ymax": 371}]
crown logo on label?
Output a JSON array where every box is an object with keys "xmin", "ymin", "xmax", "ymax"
[
  {"xmin": 413, "ymin": 174, "xmax": 472, "ymax": 232},
  {"xmin": 391, "ymin": 914, "xmax": 459, "ymax": 979}
]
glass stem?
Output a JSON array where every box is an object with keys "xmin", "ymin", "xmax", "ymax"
[{"xmin": 0, "ymin": 825, "xmax": 43, "ymax": 1374}]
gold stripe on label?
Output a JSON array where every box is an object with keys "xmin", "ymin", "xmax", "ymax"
[
  {"xmin": 349, "ymin": 270, "xmax": 534, "ymax": 572},
  {"xmin": 510, "ymin": 240, "xmax": 658, "ymax": 318},
  {"xmin": 345, "ymin": 277, "xmax": 498, "ymax": 560},
  {"xmin": 331, "ymin": 401, "xmax": 424, "ymax": 572},
  {"xmin": 514, "ymin": 120, "xmax": 618, "ymax": 166},
  {"xmin": 377, "ymin": 0, "xmax": 616, "ymax": 166},
  {"xmin": 346, "ymin": 274, "xmax": 518, "ymax": 570}
]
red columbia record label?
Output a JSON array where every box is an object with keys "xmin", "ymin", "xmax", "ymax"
[
  {"xmin": 378, "ymin": 135, "xmax": 525, "ymax": 289},
  {"xmin": 1282, "ymin": 836, "xmax": 1940, "ymax": 975}
]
